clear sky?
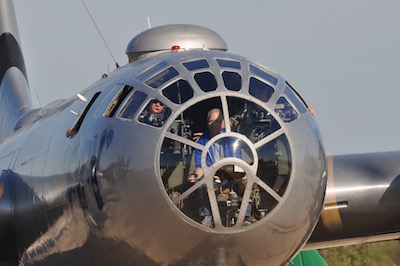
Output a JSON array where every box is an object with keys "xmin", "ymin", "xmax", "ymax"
[{"xmin": 13, "ymin": 0, "xmax": 400, "ymax": 155}]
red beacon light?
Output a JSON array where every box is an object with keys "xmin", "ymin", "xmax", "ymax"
[{"xmin": 171, "ymin": 45, "xmax": 180, "ymax": 51}]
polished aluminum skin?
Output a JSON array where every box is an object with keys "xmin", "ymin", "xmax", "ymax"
[
  {"xmin": 0, "ymin": 2, "xmax": 327, "ymax": 265},
  {"xmin": 0, "ymin": 37, "xmax": 325, "ymax": 266}
]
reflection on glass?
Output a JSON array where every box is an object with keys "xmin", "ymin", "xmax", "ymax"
[
  {"xmin": 145, "ymin": 67, "xmax": 179, "ymax": 88},
  {"xmin": 104, "ymin": 85, "xmax": 133, "ymax": 117},
  {"xmin": 160, "ymin": 96, "xmax": 291, "ymax": 229},
  {"xmin": 275, "ymin": 97, "xmax": 298, "ymax": 123},
  {"xmin": 138, "ymin": 98, "xmax": 171, "ymax": 127},
  {"xmin": 198, "ymin": 138, "xmax": 253, "ymax": 166},
  {"xmin": 118, "ymin": 91, "xmax": 147, "ymax": 120},
  {"xmin": 256, "ymin": 135, "xmax": 291, "ymax": 196},
  {"xmin": 136, "ymin": 61, "xmax": 168, "ymax": 82}
]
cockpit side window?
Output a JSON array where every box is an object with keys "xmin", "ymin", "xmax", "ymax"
[
  {"xmin": 104, "ymin": 85, "xmax": 133, "ymax": 117},
  {"xmin": 138, "ymin": 98, "xmax": 171, "ymax": 127},
  {"xmin": 275, "ymin": 97, "xmax": 298, "ymax": 122},
  {"xmin": 118, "ymin": 91, "xmax": 147, "ymax": 120},
  {"xmin": 283, "ymin": 85, "xmax": 308, "ymax": 114}
]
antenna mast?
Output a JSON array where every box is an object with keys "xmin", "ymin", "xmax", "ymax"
[
  {"xmin": 147, "ymin": 17, "xmax": 152, "ymax": 29},
  {"xmin": 81, "ymin": 0, "xmax": 120, "ymax": 68}
]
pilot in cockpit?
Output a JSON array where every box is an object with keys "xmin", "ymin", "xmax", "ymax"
[
  {"xmin": 139, "ymin": 99, "xmax": 170, "ymax": 127},
  {"xmin": 188, "ymin": 108, "xmax": 250, "ymax": 227},
  {"xmin": 188, "ymin": 108, "xmax": 228, "ymax": 182}
]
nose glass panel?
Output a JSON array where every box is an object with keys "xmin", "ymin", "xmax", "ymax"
[
  {"xmin": 275, "ymin": 97, "xmax": 298, "ymax": 123},
  {"xmin": 212, "ymin": 166, "xmax": 250, "ymax": 228},
  {"xmin": 228, "ymin": 97, "xmax": 281, "ymax": 144},
  {"xmin": 160, "ymin": 96, "xmax": 291, "ymax": 230},
  {"xmin": 201, "ymin": 138, "xmax": 253, "ymax": 166}
]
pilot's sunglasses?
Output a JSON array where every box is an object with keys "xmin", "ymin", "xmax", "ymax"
[
  {"xmin": 208, "ymin": 118, "xmax": 223, "ymax": 124},
  {"xmin": 151, "ymin": 100, "xmax": 164, "ymax": 106}
]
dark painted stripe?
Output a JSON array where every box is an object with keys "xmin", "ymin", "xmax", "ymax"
[
  {"xmin": 0, "ymin": 32, "xmax": 27, "ymax": 85},
  {"xmin": 320, "ymin": 156, "xmax": 343, "ymax": 232}
]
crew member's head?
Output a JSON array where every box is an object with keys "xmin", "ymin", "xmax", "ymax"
[
  {"xmin": 207, "ymin": 108, "xmax": 224, "ymax": 137},
  {"xmin": 150, "ymin": 99, "xmax": 165, "ymax": 114}
]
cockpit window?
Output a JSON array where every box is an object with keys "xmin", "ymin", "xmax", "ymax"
[
  {"xmin": 136, "ymin": 61, "xmax": 168, "ymax": 82},
  {"xmin": 249, "ymin": 65, "xmax": 278, "ymax": 85},
  {"xmin": 104, "ymin": 85, "xmax": 133, "ymax": 117},
  {"xmin": 228, "ymin": 97, "xmax": 281, "ymax": 143},
  {"xmin": 145, "ymin": 67, "xmax": 179, "ymax": 89},
  {"xmin": 201, "ymin": 137, "xmax": 254, "ymax": 166},
  {"xmin": 118, "ymin": 91, "xmax": 147, "ymax": 120},
  {"xmin": 249, "ymin": 77, "xmax": 274, "ymax": 102},
  {"xmin": 216, "ymin": 59, "xmax": 241, "ymax": 69},
  {"xmin": 72, "ymin": 92, "xmax": 101, "ymax": 135},
  {"xmin": 138, "ymin": 98, "xmax": 171, "ymax": 127},
  {"xmin": 162, "ymin": 79, "xmax": 193, "ymax": 104},
  {"xmin": 222, "ymin": 71, "xmax": 242, "ymax": 91},
  {"xmin": 160, "ymin": 96, "xmax": 291, "ymax": 229},
  {"xmin": 275, "ymin": 97, "xmax": 298, "ymax": 122},
  {"xmin": 194, "ymin": 72, "xmax": 217, "ymax": 92},
  {"xmin": 183, "ymin": 59, "xmax": 209, "ymax": 71},
  {"xmin": 284, "ymin": 86, "xmax": 308, "ymax": 114}
]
